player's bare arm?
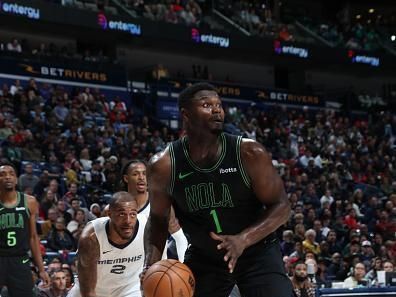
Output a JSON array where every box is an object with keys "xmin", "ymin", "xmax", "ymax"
[
  {"xmin": 78, "ymin": 223, "xmax": 100, "ymax": 297},
  {"xmin": 144, "ymin": 149, "xmax": 172, "ymax": 269},
  {"xmin": 210, "ymin": 139, "xmax": 290, "ymax": 272},
  {"xmin": 27, "ymin": 195, "xmax": 50, "ymax": 287},
  {"xmin": 239, "ymin": 139, "xmax": 291, "ymax": 245}
]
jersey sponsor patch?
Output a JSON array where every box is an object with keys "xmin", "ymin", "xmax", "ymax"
[
  {"xmin": 219, "ymin": 167, "xmax": 237, "ymax": 174},
  {"xmin": 15, "ymin": 207, "xmax": 26, "ymax": 211}
]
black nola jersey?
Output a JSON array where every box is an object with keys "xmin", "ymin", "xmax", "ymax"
[
  {"xmin": 169, "ymin": 133, "xmax": 269, "ymax": 262},
  {"xmin": 0, "ymin": 192, "xmax": 31, "ymax": 256}
]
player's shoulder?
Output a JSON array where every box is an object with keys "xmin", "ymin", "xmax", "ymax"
[
  {"xmin": 240, "ymin": 137, "xmax": 269, "ymax": 157},
  {"xmin": 79, "ymin": 221, "xmax": 99, "ymax": 247},
  {"xmin": 148, "ymin": 145, "xmax": 171, "ymax": 173}
]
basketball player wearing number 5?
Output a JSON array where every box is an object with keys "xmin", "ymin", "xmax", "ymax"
[
  {"xmin": 0, "ymin": 164, "xmax": 50, "ymax": 297},
  {"xmin": 143, "ymin": 83, "xmax": 293, "ymax": 297}
]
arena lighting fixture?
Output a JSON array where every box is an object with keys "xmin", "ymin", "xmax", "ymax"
[
  {"xmin": 368, "ymin": 8, "xmax": 374, "ymax": 13},
  {"xmin": 391, "ymin": 35, "xmax": 396, "ymax": 42},
  {"xmin": 356, "ymin": 15, "xmax": 361, "ymax": 19}
]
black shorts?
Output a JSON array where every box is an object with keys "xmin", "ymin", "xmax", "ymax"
[
  {"xmin": 184, "ymin": 241, "xmax": 293, "ymax": 297},
  {"xmin": 0, "ymin": 256, "xmax": 34, "ymax": 297}
]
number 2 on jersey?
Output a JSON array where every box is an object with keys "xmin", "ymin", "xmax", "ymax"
[{"xmin": 210, "ymin": 209, "xmax": 223, "ymax": 233}]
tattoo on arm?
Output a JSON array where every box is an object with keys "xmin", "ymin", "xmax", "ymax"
[{"xmin": 78, "ymin": 227, "xmax": 100, "ymax": 297}]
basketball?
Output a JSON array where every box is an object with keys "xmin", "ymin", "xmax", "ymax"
[{"xmin": 143, "ymin": 259, "xmax": 195, "ymax": 297}]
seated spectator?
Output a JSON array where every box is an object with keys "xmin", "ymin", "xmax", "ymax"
[
  {"xmin": 39, "ymin": 207, "xmax": 58, "ymax": 240},
  {"xmin": 290, "ymin": 262, "xmax": 316, "ymax": 297},
  {"xmin": 39, "ymin": 190, "xmax": 57, "ymax": 220},
  {"xmin": 281, "ymin": 230, "xmax": 295, "ymax": 256},
  {"xmin": 38, "ymin": 269, "xmax": 67, "ymax": 297},
  {"xmin": 303, "ymin": 229, "xmax": 321, "ymax": 255},
  {"xmin": 66, "ymin": 209, "xmax": 86, "ymax": 240},
  {"xmin": 305, "ymin": 258, "xmax": 325, "ymax": 287},
  {"xmin": 90, "ymin": 203, "xmax": 102, "ymax": 218},
  {"xmin": 56, "ymin": 200, "xmax": 72, "ymax": 225},
  {"xmin": 327, "ymin": 252, "xmax": 342, "ymax": 280},
  {"xmin": 365, "ymin": 257, "xmax": 383, "ymax": 285},
  {"xmin": 6, "ymin": 39, "xmax": 22, "ymax": 53},
  {"xmin": 67, "ymin": 197, "xmax": 96, "ymax": 223},
  {"xmin": 343, "ymin": 262, "xmax": 367, "ymax": 288},
  {"xmin": 47, "ymin": 217, "xmax": 77, "ymax": 252},
  {"xmin": 61, "ymin": 266, "xmax": 74, "ymax": 291},
  {"xmin": 18, "ymin": 162, "xmax": 40, "ymax": 192}
]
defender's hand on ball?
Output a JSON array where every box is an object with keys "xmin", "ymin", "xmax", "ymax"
[{"xmin": 209, "ymin": 232, "xmax": 246, "ymax": 274}]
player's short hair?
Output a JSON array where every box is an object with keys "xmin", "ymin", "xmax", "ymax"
[
  {"xmin": 0, "ymin": 162, "xmax": 18, "ymax": 174},
  {"xmin": 109, "ymin": 191, "xmax": 136, "ymax": 210},
  {"xmin": 178, "ymin": 82, "xmax": 217, "ymax": 110}
]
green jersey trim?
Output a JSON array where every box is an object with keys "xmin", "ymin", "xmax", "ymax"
[
  {"xmin": 169, "ymin": 144, "xmax": 176, "ymax": 195},
  {"xmin": 182, "ymin": 133, "xmax": 227, "ymax": 173},
  {"xmin": 0, "ymin": 192, "xmax": 21, "ymax": 209},
  {"xmin": 237, "ymin": 136, "xmax": 251, "ymax": 188}
]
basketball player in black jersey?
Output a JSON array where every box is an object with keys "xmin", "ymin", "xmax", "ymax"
[
  {"xmin": 0, "ymin": 164, "xmax": 50, "ymax": 297},
  {"xmin": 143, "ymin": 83, "xmax": 293, "ymax": 297}
]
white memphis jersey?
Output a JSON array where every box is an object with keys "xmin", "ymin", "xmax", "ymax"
[
  {"xmin": 138, "ymin": 200, "xmax": 150, "ymax": 218},
  {"xmin": 67, "ymin": 215, "xmax": 146, "ymax": 297}
]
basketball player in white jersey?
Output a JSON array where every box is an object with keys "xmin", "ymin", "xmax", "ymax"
[
  {"xmin": 67, "ymin": 191, "xmax": 144, "ymax": 297},
  {"xmin": 121, "ymin": 160, "xmax": 188, "ymax": 261}
]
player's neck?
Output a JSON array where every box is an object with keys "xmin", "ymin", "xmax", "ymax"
[
  {"xmin": 0, "ymin": 190, "xmax": 17, "ymax": 206},
  {"xmin": 136, "ymin": 192, "xmax": 149, "ymax": 210},
  {"xmin": 186, "ymin": 133, "xmax": 222, "ymax": 166}
]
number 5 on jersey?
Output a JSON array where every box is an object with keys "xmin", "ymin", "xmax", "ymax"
[
  {"xmin": 210, "ymin": 209, "xmax": 223, "ymax": 233},
  {"xmin": 7, "ymin": 231, "xmax": 16, "ymax": 246}
]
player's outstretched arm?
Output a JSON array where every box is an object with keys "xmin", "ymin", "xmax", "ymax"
[
  {"xmin": 27, "ymin": 195, "xmax": 50, "ymax": 287},
  {"xmin": 239, "ymin": 139, "xmax": 291, "ymax": 246},
  {"xmin": 144, "ymin": 150, "xmax": 173, "ymax": 270},
  {"xmin": 78, "ymin": 223, "xmax": 100, "ymax": 297}
]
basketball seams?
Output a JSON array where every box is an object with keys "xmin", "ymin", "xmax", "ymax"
[
  {"xmin": 144, "ymin": 259, "xmax": 194, "ymax": 297},
  {"xmin": 153, "ymin": 271, "xmax": 170, "ymax": 297},
  {"xmin": 169, "ymin": 266, "xmax": 193, "ymax": 294}
]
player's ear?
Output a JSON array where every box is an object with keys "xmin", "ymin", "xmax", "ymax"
[{"xmin": 122, "ymin": 174, "xmax": 128, "ymax": 184}]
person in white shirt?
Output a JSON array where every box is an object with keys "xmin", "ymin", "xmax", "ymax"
[
  {"xmin": 343, "ymin": 262, "xmax": 367, "ymax": 288},
  {"xmin": 67, "ymin": 191, "xmax": 144, "ymax": 297}
]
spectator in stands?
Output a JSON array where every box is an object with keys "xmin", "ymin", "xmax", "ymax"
[
  {"xmin": 360, "ymin": 240, "xmax": 375, "ymax": 266},
  {"xmin": 38, "ymin": 269, "xmax": 67, "ymax": 297},
  {"xmin": 365, "ymin": 257, "xmax": 383, "ymax": 285},
  {"xmin": 343, "ymin": 262, "xmax": 367, "ymax": 288},
  {"xmin": 56, "ymin": 200, "xmax": 72, "ymax": 225},
  {"xmin": 303, "ymin": 229, "xmax": 321, "ymax": 255},
  {"xmin": 39, "ymin": 207, "xmax": 58, "ymax": 240},
  {"xmin": 6, "ymin": 39, "xmax": 22, "ymax": 53},
  {"xmin": 18, "ymin": 162, "xmax": 40, "ymax": 192},
  {"xmin": 327, "ymin": 252, "xmax": 342, "ymax": 280},
  {"xmin": 53, "ymin": 97, "xmax": 69, "ymax": 123},
  {"xmin": 47, "ymin": 217, "xmax": 77, "ymax": 252},
  {"xmin": 67, "ymin": 208, "xmax": 86, "ymax": 240},
  {"xmin": 40, "ymin": 190, "xmax": 57, "ymax": 219},
  {"xmin": 62, "ymin": 266, "xmax": 74, "ymax": 291},
  {"xmin": 290, "ymin": 262, "xmax": 316, "ymax": 297},
  {"xmin": 67, "ymin": 197, "xmax": 96, "ymax": 223},
  {"xmin": 281, "ymin": 230, "xmax": 295, "ymax": 256}
]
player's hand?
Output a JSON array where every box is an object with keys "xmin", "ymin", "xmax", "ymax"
[
  {"xmin": 209, "ymin": 232, "xmax": 246, "ymax": 273},
  {"xmin": 39, "ymin": 270, "xmax": 50, "ymax": 288}
]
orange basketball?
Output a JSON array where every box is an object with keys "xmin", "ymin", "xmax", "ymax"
[{"xmin": 143, "ymin": 259, "xmax": 195, "ymax": 297}]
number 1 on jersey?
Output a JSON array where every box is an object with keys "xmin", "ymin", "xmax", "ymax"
[{"xmin": 210, "ymin": 209, "xmax": 223, "ymax": 233}]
